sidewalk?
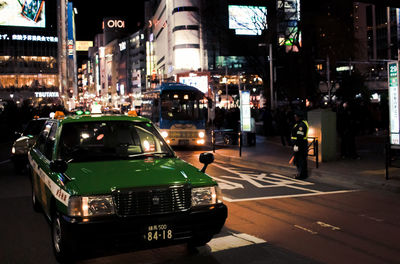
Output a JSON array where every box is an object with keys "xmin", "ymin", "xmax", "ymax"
[{"xmin": 211, "ymin": 134, "xmax": 400, "ymax": 194}]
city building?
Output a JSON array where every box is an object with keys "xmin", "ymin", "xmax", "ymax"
[
  {"xmin": 128, "ymin": 29, "xmax": 147, "ymax": 108},
  {"xmin": 84, "ymin": 19, "xmax": 146, "ymax": 109},
  {"xmin": 353, "ymin": 2, "xmax": 400, "ymax": 91},
  {"xmin": 0, "ymin": 0, "xmax": 60, "ymax": 105},
  {"xmin": 144, "ymin": 0, "xmax": 272, "ymax": 108}
]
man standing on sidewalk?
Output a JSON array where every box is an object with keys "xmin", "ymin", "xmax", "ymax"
[{"xmin": 291, "ymin": 110, "xmax": 309, "ymax": 179}]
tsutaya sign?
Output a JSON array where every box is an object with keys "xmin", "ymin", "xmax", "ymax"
[
  {"xmin": 388, "ymin": 61, "xmax": 400, "ymax": 145},
  {"xmin": 35, "ymin": 92, "xmax": 59, "ymax": 98}
]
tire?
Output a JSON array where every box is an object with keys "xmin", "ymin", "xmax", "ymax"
[
  {"xmin": 31, "ymin": 182, "xmax": 41, "ymax": 212},
  {"xmin": 187, "ymin": 235, "xmax": 213, "ymax": 249},
  {"xmin": 52, "ymin": 212, "xmax": 76, "ymax": 263},
  {"xmin": 13, "ymin": 161, "xmax": 23, "ymax": 174}
]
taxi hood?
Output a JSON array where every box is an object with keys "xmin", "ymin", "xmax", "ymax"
[{"xmin": 64, "ymin": 158, "xmax": 215, "ymax": 195}]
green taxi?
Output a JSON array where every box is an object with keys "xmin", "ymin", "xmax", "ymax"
[
  {"xmin": 28, "ymin": 112, "xmax": 227, "ymax": 261},
  {"xmin": 11, "ymin": 117, "xmax": 47, "ymax": 172}
]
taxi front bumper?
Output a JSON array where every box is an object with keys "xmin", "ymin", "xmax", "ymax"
[{"xmin": 61, "ymin": 203, "xmax": 227, "ymax": 250}]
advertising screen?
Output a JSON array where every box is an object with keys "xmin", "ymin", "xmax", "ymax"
[
  {"xmin": 228, "ymin": 5, "xmax": 267, "ymax": 35},
  {"xmin": 0, "ymin": 0, "xmax": 45, "ymax": 28},
  {"xmin": 240, "ymin": 91, "xmax": 251, "ymax": 132},
  {"xmin": 388, "ymin": 61, "xmax": 400, "ymax": 145},
  {"xmin": 179, "ymin": 76, "xmax": 208, "ymax": 94}
]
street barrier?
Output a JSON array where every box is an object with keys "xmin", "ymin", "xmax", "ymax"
[
  {"xmin": 307, "ymin": 137, "xmax": 319, "ymax": 168},
  {"xmin": 385, "ymin": 138, "xmax": 400, "ymax": 180},
  {"xmin": 211, "ymin": 129, "xmax": 242, "ymax": 157}
]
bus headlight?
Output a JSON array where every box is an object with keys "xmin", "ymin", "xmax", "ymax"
[
  {"xmin": 161, "ymin": 131, "xmax": 168, "ymax": 138},
  {"xmin": 198, "ymin": 131, "xmax": 205, "ymax": 138},
  {"xmin": 191, "ymin": 186, "xmax": 222, "ymax": 207},
  {"xmin": 196, "ymin": 139, "xmax": 205, "ymax": 145},
  {"xmin": 68, "ymin": 195, "xmax": 115, "ymax": 217}
]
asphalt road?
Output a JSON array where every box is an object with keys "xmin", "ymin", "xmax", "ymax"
[{"xmin": 0, "ymin": 145, "xmax": 399, "ymax": 264}]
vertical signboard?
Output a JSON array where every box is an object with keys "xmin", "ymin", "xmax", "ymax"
[
  {"xmin": 240, "ymin": 90, "xmax": 251, "ymax": 132},
  {"xmin": 388, "ymin": 61, "xmax": 400, "ymax": 145}
]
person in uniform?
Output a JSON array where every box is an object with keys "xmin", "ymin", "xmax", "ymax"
[{"xmin": 291, "ymin": 110, "xmax": 309, "ymax": 179}]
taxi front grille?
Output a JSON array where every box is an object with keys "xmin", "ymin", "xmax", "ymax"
[{"xmin": 112, "ymin": 186, "xmax": 192, "ymax": 217}]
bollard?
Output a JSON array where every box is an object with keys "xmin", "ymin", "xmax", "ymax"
[
  {"xmin": 212, "ymin": 130, "xmax": 215, "ymax": 153},
  {"xmin": 239, "ymin": 132, "xmax": 242, "ymax": 157},
  {"xmin": 315, "ymin": 139, "xmax": 319, "ymax": 169}
]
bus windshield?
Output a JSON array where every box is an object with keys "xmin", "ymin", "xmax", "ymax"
[{"xmin": 160, "ymin": 91, "xmax": 206, "ymax": 121}]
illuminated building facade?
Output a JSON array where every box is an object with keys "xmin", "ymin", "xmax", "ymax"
[
  {"xmin": 144, "ymin": 0, "xmax": 269, "ymax": 110},
  {"xmin": 145, "ymin": 0, "xmax": 205, "ymax": 86},
  {"xmin": 0, "ymin": 0, "xmax": 59, "ymax": 103},
  {"xmin": 85, "ymin": 20, "xmax": 146, "ymax": 108}
]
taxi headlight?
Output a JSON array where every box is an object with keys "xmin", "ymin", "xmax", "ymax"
[
  {"xmin": 11, "ymin": 147, "xmax": 15, "ymax": 154},
  {"xmin": 198, "ymin": 131, "xmax": 205, "ymax": 138},
  {"xmin": 191, "ymin": 186, "xmax": 222, "ymax": 207},
  {"xmin": 68, "ymin": 195, "xmax": 115, "ymax": 217}
]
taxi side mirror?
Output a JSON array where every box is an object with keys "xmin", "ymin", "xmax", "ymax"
[
  {"xmin": 50, "ymin": 160, "xmax": 68, "ymax": 173},
  {"xmin": 199, "ymin": 152, "xmax": 214, "ymax": 173},
  {"xmin": 14, "ymin": 131, "xmax": 23, "ymax": 138}
]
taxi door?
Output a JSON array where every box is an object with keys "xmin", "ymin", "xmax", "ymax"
[{"xmin": 30, "ymin": 121, "xmax": 58, "ymax": 218}]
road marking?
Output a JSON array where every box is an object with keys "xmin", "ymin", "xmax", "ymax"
[
  {"xmin": 316, "ymin": 221, "xmax": 341, "ymax": 231},
  {"xmin": 294, "ymin": 225, "xmax": 318, "ymax": 235},
  {"xmin": 206, "ymin": 233, "xmax": 266, "ymax": 253},
  {"xmin": 0, "ymin": 159, "xmax": 10, "ymax": 165},
  {"xmin": 359, "ymin": 214, "xmax": 384, "ymax": 222},
  {"xmin": 222, "ymin": 190, "xmax": 358, "ymax": 202},
  {"xmin": 212, "ymin": 163, "xmax": 320, "ymax": 193}
]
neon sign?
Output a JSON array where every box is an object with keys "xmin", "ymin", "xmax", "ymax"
[{"xmin": 0, "ymin": 33, "xmax": 58, "ymax": 42}]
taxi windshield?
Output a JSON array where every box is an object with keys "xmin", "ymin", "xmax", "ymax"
[{"xmin": 59, "ymin": 121, "xmax": 174, "ymax": 162}]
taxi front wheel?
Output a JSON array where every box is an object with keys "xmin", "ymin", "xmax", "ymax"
[
  {"xmin": 187, "ymin": 235, "xmax": 213, "ymax": 249},
  {"xmin": 52, "ymin": 212, "xmax": 76, "ymax": 263},
  {"xmin": 31, "ymin": 183, "xmax": 41, "ymax": 212}
]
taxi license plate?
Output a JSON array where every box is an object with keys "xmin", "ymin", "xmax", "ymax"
[{"xmin": 144, "ymin": 224, "xmax": 173, "ymax": 242}]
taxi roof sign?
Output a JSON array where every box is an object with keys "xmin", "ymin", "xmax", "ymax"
[
  {"xmin": 54, "ymin": 111, "xmax": 65, "ymax": 120},
  {"xmin": 128, "ymin": 110, "xmax": 138, "ymax": 117}
]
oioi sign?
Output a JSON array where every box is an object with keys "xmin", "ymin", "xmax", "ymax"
[{"xmin": 388, "ymin": 61, "xmax": 400, "ymax": 145}]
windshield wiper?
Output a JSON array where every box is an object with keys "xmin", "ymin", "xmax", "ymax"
[{"xmin": 128, "ymin": 152, "xmax": 173, "ymax": 158}]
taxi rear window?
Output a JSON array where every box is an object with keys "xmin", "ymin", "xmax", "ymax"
[
  {"xmin": 59, "ymin": 121, "xmax": 172, "ymax": 162},
  {"xmin": 24, "ymin": 119, "xmax": 46, "ymax": 136}
]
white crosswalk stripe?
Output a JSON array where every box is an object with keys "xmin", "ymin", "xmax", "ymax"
[{"xmin": 205, "ymin": 233, "xmax": 266, "ymax": 253}]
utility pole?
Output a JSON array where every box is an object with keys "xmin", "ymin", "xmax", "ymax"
[
  {"xmin": 327, "ymin": 54, "xmax": 330, "ymax": 101},
  {"xmin": 269, "ymin": 44, "xmax": 274, "ymax": 109},
  {"xmin": 238, "ymin": 72, "xmax": 241, "ymax": 108}
]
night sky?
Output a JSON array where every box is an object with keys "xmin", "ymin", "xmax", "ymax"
[{"xmin": 71, "ymin": 0, "xmax": 145, "ymax": 41}]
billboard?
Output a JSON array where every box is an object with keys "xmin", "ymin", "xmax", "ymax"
[
  {"xmin": 76, "ymin": 41, "xmax": 93, "ymax": 51},
  {"xmin": 388, "ymin": 61, "xmax": 400, "ymax": 145},
  {"xmin": 240, "ymin": 91, "xmax": 251, "ymax": 132},
  {"xmin": 228, "ymin": 5, "xmax": 267, "ymax": 35},
  {"xmin": 0, "ymin": 0, "xmax": 46, "ymax": 28},
  {"xmin": 179, "ymin": 75, "xmax": 208, "ymax": 94}
]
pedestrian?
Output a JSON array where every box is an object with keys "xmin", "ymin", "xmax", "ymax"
[
  {"xmin": 337, "ymin": 102, "xmax": 359, "ymax": 159},
  {"xmin": 248, "ymin": 117, "xmax": 256, "ymax": 146},
  {"xmin": 291, "ymin": 110, "xmax": 309, "ymax": 179},
  {"xmin": 276, "ymin": 107, "xmax": 291, "ymax": 146}
]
